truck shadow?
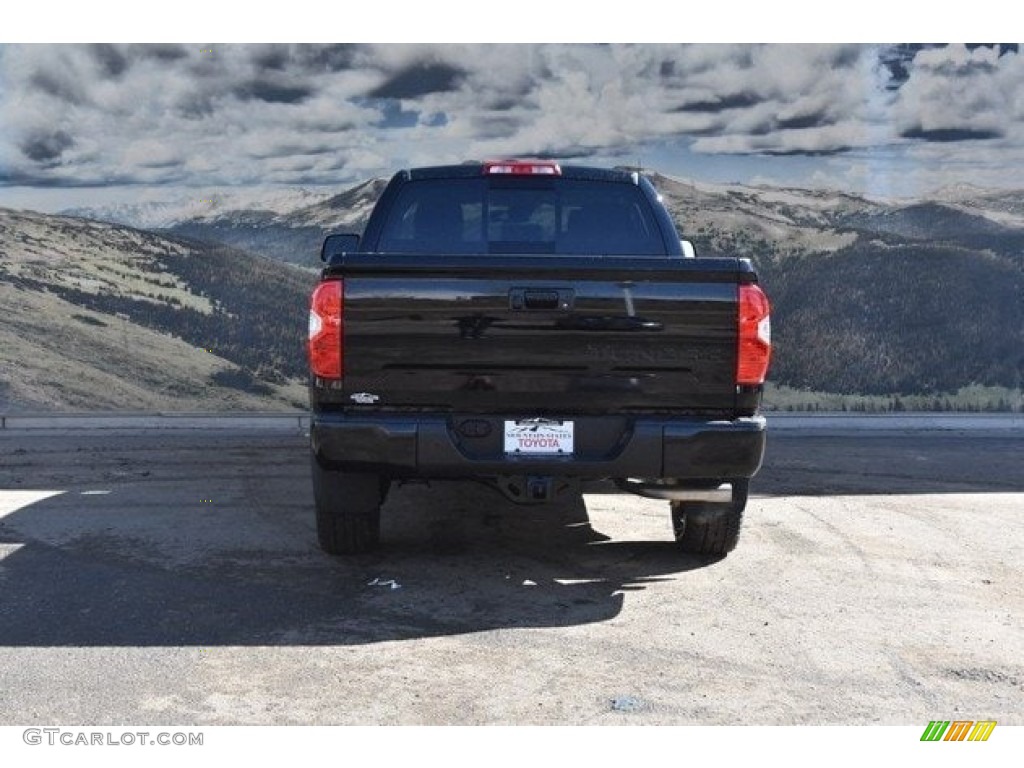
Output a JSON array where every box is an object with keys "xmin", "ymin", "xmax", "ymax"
[
  {"xmin": 3, "ymin": 427, "xmax": 1018, "ymax": 649},
  {"xmin": 0, "ymin": 476, "xmax": 716, "ymax": 648}
]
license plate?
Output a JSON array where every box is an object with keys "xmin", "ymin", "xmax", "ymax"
[{"xmin": 504, "ymin": 419, "xmax": 574, "ymax": 455}]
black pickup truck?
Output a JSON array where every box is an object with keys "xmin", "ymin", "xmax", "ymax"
[{"xmin": 308, "ymin": 160, "xmax": 770, "ymax": 556}]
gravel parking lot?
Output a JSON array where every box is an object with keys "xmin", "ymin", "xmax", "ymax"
[{"xmin": 0, "ymin": 419, "xmax": 1021, "ymax": 724}]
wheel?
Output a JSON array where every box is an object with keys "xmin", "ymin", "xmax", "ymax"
[
  {"xmin": 670, "ymin": 479, "xmax": 749, "ymax": 556},
  {"xmin": 311, "ymin": 453, "xmax": 385, "ymax": 555}
]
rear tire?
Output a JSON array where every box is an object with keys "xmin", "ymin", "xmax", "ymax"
[
  {"xmin": 311, "ymin": 454, "xmax": 384, "ymax": 555},
  {"xmin": 671, "ymin": 479, "xmax": 748, "ymax": 556}
]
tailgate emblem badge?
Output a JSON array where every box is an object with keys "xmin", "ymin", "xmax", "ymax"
[{"xmin": 350, "ymin": 392, "xmax": 380, "ymax": 404}]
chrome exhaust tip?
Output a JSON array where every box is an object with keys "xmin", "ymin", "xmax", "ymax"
[{"xmin": 616, "ymin": 479, "xmax": 734, "ymax": 503}]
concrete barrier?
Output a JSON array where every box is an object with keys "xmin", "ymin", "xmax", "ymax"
[{"xmin": 0, "ymin": 412, "xmax": 310, "ymax": 431}]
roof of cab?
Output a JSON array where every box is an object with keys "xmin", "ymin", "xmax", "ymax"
[{"xmin": 402, "ymin": 162, "xmax": 640, "ymax": 184}]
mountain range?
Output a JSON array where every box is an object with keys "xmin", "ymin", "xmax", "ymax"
[
  {"xmin": 646, "ymin": 173, "xmax": 1023, "ymax": 396},
  {"xmin": 3, "ymin": 171, "xmax": 1019, "ymax": 411},
  {"xmin": 0, "ymin": 208, "xmax": 314, "ymax": 411},
  {"xmin": 63, "ymin": 179, "xmax": 388, "ymax": 267}
]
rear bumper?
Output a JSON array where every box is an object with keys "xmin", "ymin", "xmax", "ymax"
[{"xmin": 311, "ymin": 412, "xmax": 766, "ymax": 481}]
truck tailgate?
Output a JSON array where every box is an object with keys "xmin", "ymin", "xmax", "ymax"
[{"xmin": 330, "ymin": 254, "xmax": 751, "ymax": 414}]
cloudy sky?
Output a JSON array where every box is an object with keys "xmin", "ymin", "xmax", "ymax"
[{"xmin": 1, "ymin": 43, "xmax": 1021, "ymax": 211}]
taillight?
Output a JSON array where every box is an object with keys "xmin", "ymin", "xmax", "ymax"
[
  {"xmin": 737, "ymin": 283, "xmax": 771, "ymax": 386},
  {"xmin": 309, "ymin": 280, "xmax": 343, "ymax": 379}
]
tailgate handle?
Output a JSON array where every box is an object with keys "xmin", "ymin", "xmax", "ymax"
[{"xmin": 510, "ymin": 288, "xmax": 574, "ymax": 311}]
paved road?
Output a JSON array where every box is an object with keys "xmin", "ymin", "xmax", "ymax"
[{"xmin": 0, "ymin": 423, "xmax": 1021, "ymax": 724}]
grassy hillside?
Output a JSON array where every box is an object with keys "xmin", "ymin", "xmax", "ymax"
[
  {"xmin": 647, "ymin": 174, "xmax": 1024, "ymax": 400},
  {"xmin": 0, "ymin": 209, "xmax": 313, "ymax": 411}
]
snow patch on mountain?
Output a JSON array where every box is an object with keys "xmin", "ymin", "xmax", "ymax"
[{"xmin": 61, "ymin": 187, "xmax": 333, "ymax": 230}]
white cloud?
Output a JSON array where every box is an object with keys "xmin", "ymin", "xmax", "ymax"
[
  {"xmin": 893, "ymin": 44, "xmax": 1021, "ymax": 141},
  {"xmin": 1, "ymin": 43, "xmax": 1022, "ymax": 199}
]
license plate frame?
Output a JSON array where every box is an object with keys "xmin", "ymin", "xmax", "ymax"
[{"xmin": 503, "ymin": 419, "xmax": 574, "ymax": 456}]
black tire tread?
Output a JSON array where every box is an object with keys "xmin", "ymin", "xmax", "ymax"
[
  {"xmin": 672, "ymin": 502, "xmax": 744, "ymax": 555},
  {"xmin": 670, "ymin": 479, "xmax": 748, "ymax": 556},
  {"xmin": 311, "ymin": 455, "xmax": 383, "ymax": 555}
]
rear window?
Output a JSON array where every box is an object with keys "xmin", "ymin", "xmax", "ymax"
[{"xmin": 376, "ymin": 177, "xmax": 667, "ymax": 255}]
